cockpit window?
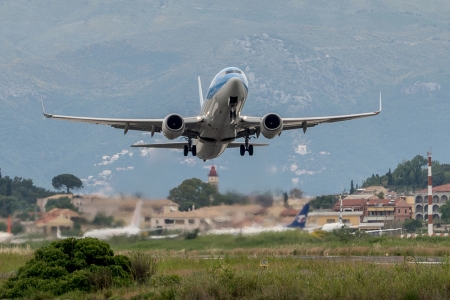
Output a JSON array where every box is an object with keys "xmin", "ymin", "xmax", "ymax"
[{"xmin": 225, "ymin": 69, "xmax": 242, "ymax": 74}]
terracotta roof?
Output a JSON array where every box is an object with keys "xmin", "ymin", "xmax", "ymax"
[
  {"xmin": 395, "ymin": 199, "xmax": 411, "ymax": 208},
  {"xmin": 417, "ymin": 183, "xmax": 450, "ymax": 193},
  {"xmin": 208, "ymin": 165, "xmax": 218, "ymax": 177},
  {"xmin": 36, "ymin": 214, "xmax": 74, "ymax": 227},
  {"xmin": 46, "ymin": 208, "xmax": 79, "ymax": 218}
]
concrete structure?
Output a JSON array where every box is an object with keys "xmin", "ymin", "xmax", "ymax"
[
  {"xmin": 307, "ymin": 211, "xmax": 363, "ymax": 228},
  {"xmin": 414, "ymin": 183, "xmax": 450, "ymax": 221},
  {"xmin": 208, "ymin": 165, "xmax": 219, "ymax": 191}
]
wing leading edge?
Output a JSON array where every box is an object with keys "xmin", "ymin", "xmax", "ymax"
[{"xmin": 41, "ymin": 101, "xmax": 202, "ymax": 136}]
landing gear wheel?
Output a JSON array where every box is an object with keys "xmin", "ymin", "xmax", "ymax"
[
  {"xmin": 248, "ymin": 145, "xmax": 254, "ymax": 156},
  {"xmin": 183, "ymin": 145, "xmax": 188, "ymax": 156},
  {"xmin": 240, "ymin": 145, "xmax": 245, "ymax": 156},
  {"xmin": 192, "ymin": 145, "xmax": 197, "ymax": 156}
]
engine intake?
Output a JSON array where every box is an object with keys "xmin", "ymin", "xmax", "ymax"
[
  {"xmin": 260, "ymin": 113, "xmax": 283, "ymax": 139},
  {"xmin": 162, "ymin": 114, "xmax": 185, "ymax": 140}
]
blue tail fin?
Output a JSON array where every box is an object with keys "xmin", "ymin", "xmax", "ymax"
[{"xmin": 286, "ymin": 204, "xmax": 310, "ymax": 228}]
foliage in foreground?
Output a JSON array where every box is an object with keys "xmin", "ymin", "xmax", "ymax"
[{"xmin": 0, "ymin": 238, "xmax": 132, "ymax": 298}]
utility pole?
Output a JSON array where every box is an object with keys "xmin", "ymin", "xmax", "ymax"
[{"xmin": 427, "ymin": 151, "xmax": 433, "ymax": 236}]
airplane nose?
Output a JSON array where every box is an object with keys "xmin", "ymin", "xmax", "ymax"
[{"xmin": 226, "ymin": 76, "xmax": 245, "ymax": 95}]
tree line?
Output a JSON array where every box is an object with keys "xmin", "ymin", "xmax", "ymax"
[{"xmin": 352, "ymin": 155, "xmax": 450, "ymax": 193}]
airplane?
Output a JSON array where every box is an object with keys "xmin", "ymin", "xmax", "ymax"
[
  {"xmin": 285, "ymin": 203, "xmax": 310, "ymax": 229},
  {"xmin": 42, "ymin": 67, "xmax": 381, "ymax": 161},
  {"xmin": 205, "ymin": 203, "xmax": 310, "ymax": 235},
  {"xmin": 82, "ymin": 200, "xmax": 143, "ymax": 240}
]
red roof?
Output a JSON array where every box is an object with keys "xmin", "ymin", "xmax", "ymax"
[
  {"xmin": 208, "ymin": 165, "xmax": 218, "ymax": 177},
  {"xmin": 417, "ymin": 183, "xmax": 450, "ymax": 193}
]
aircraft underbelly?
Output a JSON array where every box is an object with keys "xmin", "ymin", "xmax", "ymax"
[{"xmin": 195, "ymin": 141, "xmax": 227, "ymax": 159}]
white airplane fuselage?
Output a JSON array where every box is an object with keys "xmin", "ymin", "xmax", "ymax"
[{"xmin": 194, "ymin": 68, "xmax": 248, "ymax": 160}]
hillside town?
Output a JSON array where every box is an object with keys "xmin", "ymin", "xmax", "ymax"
[{"xmin": 3, "ymin": 164, "xmax": 448, "ymax": 241}]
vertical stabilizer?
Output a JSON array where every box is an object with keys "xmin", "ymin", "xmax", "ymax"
[
  {"xmin": 286, "ymin": 204, "xmax": 310, "ymax": 228},
  {"xmin": 129, "ymin": 200, "xmax": 143, "ymax": 228},
  {"xmin": 198, "ymin": 76, "xmax": 204, "ymax": 108}
]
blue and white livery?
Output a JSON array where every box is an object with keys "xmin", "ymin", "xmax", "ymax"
[{"xmin": 43, "ymin": 67, "xmax": 381, "ymax": 161}]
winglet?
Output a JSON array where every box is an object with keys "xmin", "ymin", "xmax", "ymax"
[
  {"xmin": 198, "ymin": 76, "xmax": 204, "ymax": 108},
  {"xmin": 378, "ymin": 92, "xmax": 382, "ymax": 112},
  {"xmin": 40, "ymin": 97, "xmax": 52, "ymax": 118}
]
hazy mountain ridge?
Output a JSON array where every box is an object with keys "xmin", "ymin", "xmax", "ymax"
[{"xmin": 1, "ymin": 1, "xmax": 450, "ymax": 197}]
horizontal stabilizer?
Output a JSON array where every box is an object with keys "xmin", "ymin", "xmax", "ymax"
[
  {"xmin": 227, "ymin": 142, "xmax": 269, "ymax": 148},
  {"xmin": 131, "ymin": 142, "xmax": 187, "ymax": 149}
]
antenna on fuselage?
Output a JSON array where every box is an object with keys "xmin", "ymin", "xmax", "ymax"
[{"xmin": 198, "ymin": 76, "xmax": 204, "ymax": 108}]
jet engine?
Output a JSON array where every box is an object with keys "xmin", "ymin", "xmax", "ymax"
[
  {"xmin": 162, "ymin": 114, "xmax": 185, "ymax": 140},
  {"xmin": 260, "ymin": 113, "xmax": 283, "ymax": 139}
]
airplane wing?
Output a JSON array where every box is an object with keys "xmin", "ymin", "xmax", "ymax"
[
  {"xmin": 238, "ymin": 93, "xmax": 382, "ymax": 134},
  {"xmin": 41, "ymin": 102, "xmax": 202, "ymax": 136},
  {"xmin": 226, "ymin": 142, "xmax": 269, "ymax": 148},
  {"xmin": 131, "ymin": 142, "xmax": 187, "ymax": 149}
]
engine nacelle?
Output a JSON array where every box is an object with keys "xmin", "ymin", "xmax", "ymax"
[
  {"xmin": 162, "ymin": 114, "xmax": 185, "ymax": 140},
  {"xmin": 260, "ymin": 113, "xmax": 283, "ymax": 139}
]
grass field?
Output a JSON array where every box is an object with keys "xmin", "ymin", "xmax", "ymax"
[
  {"xmin": 2, "ymin": 231, "xmax": 450, "ymax": 299},
  {"xmin": 4, "ymin": 255, "xmax": 449, "ymax": 299}
]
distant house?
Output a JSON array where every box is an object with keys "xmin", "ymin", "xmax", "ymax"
[
  {"xmin": 35, "ymin": 208, "xmax": 80, "ymax": 234},
  {"xmin": 414, "ymin": 183, "xmax": 450, "ymax": 221},
  {"xmin": 356, "ymin": 186, "xmax": 388, "ymax": 196},
  {"xmin": 332, "ymin": 196, "xmax": 412, "ymax": 223}
]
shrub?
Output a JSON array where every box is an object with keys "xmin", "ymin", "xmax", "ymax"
[
  {"xmin": 129, "ymin": 252, "xmax": 158, "ymax": 284},
  {"xmin": 0, "ymin": 238, "xmax": 132, "ymax": 298}
]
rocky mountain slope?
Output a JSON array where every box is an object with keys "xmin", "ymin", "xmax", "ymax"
[{"xmin": 1, "ymin": 1, "xmax": 450, "ymax": 197}]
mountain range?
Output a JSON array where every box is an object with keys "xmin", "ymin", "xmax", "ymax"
[{"xmin": 1, "ymin": 0, "xmax": 450, "ymax": 198}]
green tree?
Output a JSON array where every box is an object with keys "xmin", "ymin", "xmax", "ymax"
[
  {"xmin": 211, "ymin": 191, "xmax": 248, "ymax": 206},
  {"xmin": 92, "ymin": 212, "xmax": 114, "ymax": 227},
  {"xmin": 52, "ymin": 174, "xmax": 83, "ymax": 194},
  {"xmin": 350, "ymin": 180, "xmax": 355, "ymax": 195},
  {"xmin": 289, "ymin": 188, "xmax": 303, "ymax": 199},
  {"xmin": 403, "ymin": 219, "xmax": 422, "ymax": 233},
  {"xmin": 168, "ymin": 178, "xmax": 216, "ymax": 210},
  {"xmin": 377, "ymin": 192, "xmax": 384, "ymax": 199},
  {"xmin": 255, "ymin": 191, "xmax": 274, "ymax": 207},
  {"xmin": 309, "ymin": 195, "xmax": 337, "ymax": 210},
  {"xmin": 45, "ymin": 196, "xmax": 78, "ymax": 212},
  {"xmin": 439, "ymin": 200, "xmax": 450, "ymax": 221},
  {"xmin": 5, "ymin": 179, "xmax": 11, "ymax": 196},
  {"xmin": 387, "ymin": 168, "xmax": 393, "ymax": 185},
  {"xmin": 0, "ymin": 196, "xmax": 22, "ymax": 218}
]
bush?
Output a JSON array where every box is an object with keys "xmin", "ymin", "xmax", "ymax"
[
  {"xmin": 92, "ymin": 212, "xmax": 114, "ymax": 227},
  {"xmin": 129, "ymin": 252, "xmax": 158, "ymax": 284},
  {"xmin": 0, "ymin": 238, "xmax": 132, "ymax": 298}
]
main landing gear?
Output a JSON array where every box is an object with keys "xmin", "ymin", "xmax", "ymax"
[
  {"xmin": 183, "ymin": 133, "xmax": 196, "ymax": 157},
  {"xmin": 240, "ymin": 130, "xmax": 253, "ymax": 156},
  {"xmin": 183, "ymin": 144, "xmax": 196, "ymax": 157}
]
